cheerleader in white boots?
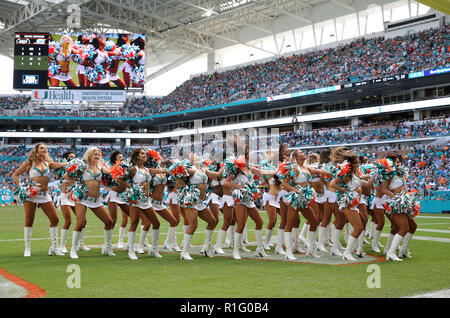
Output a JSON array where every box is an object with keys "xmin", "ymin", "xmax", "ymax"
[
  {"xmin": 274, "ymin": 144, "xmax": 291, "ymax": 255},
  {"xmin": 223, "ymin": 152, "xmax": 270, "ymax": 260},
  {"xmin": 163, "ymin": 175, "xmax": 182, "ymax": 252},
  {"xmin": 279, "ymin": 150, "xmax": 331, "ymax": 260},
  {"xmin": 12, "ymin": 143, "xmax": 67, "ymax": 257},
  {"xmin": 117, "ymin": 148, "xmax": 166, "ymax": 260},
  {"xmin": 172, "ymin": 155, "xmax": 218, "ymax": 260},
  {"xmin": 217, "ymin": 174, "xmax": 237, "ymax": 254},
  {"xmin": 106, "ymin": 150, "xmax": 130, "ymax": 249},
  {"xmin": 329, "ymin": 153, "xmax": 364, "ymax": 261},
  {"xmin": 380, "ymin": 153, "xmax": 412, "ymax": 261},
  {"xmin": 306, "ymin": 153, "xmax": 328, "ymax": 252},
  {"xmin": 146, "ymin": 150, "xmax": 178, "ymax": 257},
  {"xmin": 58, "ymin": 151, "xmax": 76, "ymax": 253},
  {"xmin": 328, "ymin": 147, "xmax": 351, "ymax": 257},
  {"xmin": 66, "ymin": 147, "xmax": 115, "ymax": 259},
  {"xmin": 258, "ymin": 152, "xmax": 281, "ymax": 251}
]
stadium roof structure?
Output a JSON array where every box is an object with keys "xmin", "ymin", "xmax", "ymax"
[{"xmin": 0, "ymin": 0, "xmax": 441, "ymax": 80}]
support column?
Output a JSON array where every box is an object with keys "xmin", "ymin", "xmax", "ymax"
[{"xmin": 414, "ymin": 109, "xmax": 423, "ymax": 121}]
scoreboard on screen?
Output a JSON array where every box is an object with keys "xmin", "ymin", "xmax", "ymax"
[
  {"xmin": 12, "ymin": 31, "xmax": 146, "ymax": 92},
  {"xmin": 13, "ymin": 33, "xmax": 49, "ymax": 90}
]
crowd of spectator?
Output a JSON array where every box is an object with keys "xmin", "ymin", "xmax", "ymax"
[
  {"xmin": 124, "ymin": 25, "xmax": 449, "ymax": 116},
  {"xmin": 2, "ymin": 26, "xmax": 446, "ymax": 119}
]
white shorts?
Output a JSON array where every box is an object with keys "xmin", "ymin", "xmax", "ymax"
[
  {"xmin": 219, "ymin": 194, "xmax": 234, "ymax": 209},
  {"xmin": 326, "ymin": 190, "xmax": 337, "ymax": 203},
  {"xmin": 262, "ymin": 192, "xmax": 280, "ymax": 209},
  {"xmin": 77, "ymin": 65, "xmax": 85, "ymax": 74},
  {"xmin": 187, "ymin": 202, "xmax": 207, "ymax": 211},
  {"xmin": 26, "ymin": 191, "xmax": 52, "ymax": 204},
  {"xmin": 359, "ymin": 194, "xmax": 367, "ymax": 206},
  {"xmin": 205, "ymin": 193, "xmax": 221, "ymax": 206},
  {"xmin": 314, "ymin": 186, "xmax": 327, "ymax": 204},
  {"xmin": 131, "ymin": 198, "xmax": 153, "ymax": 210},
  {"xmin": 78, "ymin": 196, "xmax": 103, "ymax": 209},
  {"xmin": 60, "ymin": 192, "xmax": 75, "ymax": 207},
  {"xmin": 164, "ymin": 192, "xmax": 178, "ymax": 205},
  {"xmin": 276, "ymin": 190, "xmax": 288, "ymax": 203},
  {"xmin": 106, "ymin": 191, "xmax": 126, "ymax": 205},
  {"xmin": 53, "ymin": 71, "xmax": 72, "ymax": 81},
  {"xmin": 150, "ymin": 198, "xmax": 168, "ymax": 211},
  {"xmin": 236, "ymin": 200, "xmax": 256, "ymax": 209},
  {"xmin": 107, "ymin": 71, "xmax": 120, "ymax": 81},
  {"xmin": 120, "ymin": 61, "xmax": 132, "ymax": 73},
  {"xmin": 370, "ymin": 195, "xmax": 388, "ymax": 210}
]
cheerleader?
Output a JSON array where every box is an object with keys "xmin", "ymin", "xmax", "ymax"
[
  {"xmin": 370, "ymin": 156, "xmax": 393, "ymax": 253},
  {"xmin": 305, "ymin": 153, "xmax": 328, "ymax": 252},
  {"xmin": 51, "ymin": 35, "xmax": 79, "ymax": 88},
  {"xmin": 172, "ymin": 154, "xmax": 218, "ymax": 260},
  {"xmin": 105, "ymin": 150, "xmax": 130, "ymax": 249},
  {"xmin": 86, "ymin": 34, "xmax": 110, "ymax": 88},
  {"xmin": 146, "ymin": 150, "xmax": 178, "ymax": 256},
  {"xmin": 75, "ymin": 34, "xmax": 90, "ymax": 87},
  {"xmin": 117, "ymin": 34, "xmax": 132, "ymax": 87},
  {"xmin": 163, "ymin": 173, "xmax": 183, "ymax": 252},
  {"xmin": 329, "ymin": 153, "xmax": 365, "ymax": 261},
  {"xmin": 258, "ymin": 153, "xmax": 281, "ymax": 252},
  {"xmin": 274, "ymin": 144, "xmax": 291, "ymax": 255},
  {"xmin": 327, "ymin": 147, "xmax": 351, "ymax": 256},
  {"xmin": 105, "ymin": 40, "xmax": 126, "ymax": 88},
  {"xmin": 58, "ymin": 151, "xmax": 89, "ymax": 253},
  {"xmin": 12, "ymin": 143, "xmax": 68, "ymax": 257},
  {"xmin": 224, "ymin": 150, "xmax": 272, "ymax": 260},
  {"xmin": 380, "ymin": 153, "xmax": 418, "ymax": 261},
  {"xmin": 116, "ymin": 148, "xmax": 167, "ymax": 260},
  {"xmin": 65, "ymin": 147, "xmax": 114, "ymax": 259},
  {"xmin": 129, "ymin": 37, "xmax": 145, "ymax": 88},
  {"xmin": 280, "ymin": 149, "xmax": 332, "ymax": 260}
]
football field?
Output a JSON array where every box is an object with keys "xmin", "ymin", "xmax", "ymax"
[{"xmin": 0, "ymin": 205, "xmax": 449, "ymax": 298}]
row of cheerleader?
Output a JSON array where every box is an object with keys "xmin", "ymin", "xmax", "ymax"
[
  {"xmin": 48, "ymin": 33, "xmax": 145, "ymax": 88},
  {"xmin": 12, "ymin": 142, "xmax": 420, "ymax": 261}
]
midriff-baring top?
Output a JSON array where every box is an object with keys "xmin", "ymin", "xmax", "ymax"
[
  {"xmin": 83, "ymin": 165, "xmax": 102, "ymax": 181},
  {"xmin": 295, "ymin": 168, "xmax": 310, "ymax": 183},
  {"xmin": 133, "ymin": 166, "xmax": 149, "ymax": 184},
  {"xmin": 189, "ymin": 167, "xmax": 208, "ymax": 185},
  {"xmin": 347, "ymin": 176, "xmax": 362, "ymax": 190},
  {"xmin": 389, "ymin": 176, "xmax": 404, "ymax": 190},
  {"xmin": 29, "ymin": 161, "xmax": 50, "ymax": 179},
  {"xmin": 234, "ymin": 171, "xmax": 253, "ymax": 185},
  {"xmin": 152, "ymin": 174, "xmax": 167, "ymax": 186},
  {"xmin": 309, "ymin": 163, "xmax": 321, "ymax": 182}
]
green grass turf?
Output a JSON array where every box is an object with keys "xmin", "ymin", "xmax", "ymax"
[{"xmin": 0, "ymin": 205, "xmax": 449, "ymax": 298}]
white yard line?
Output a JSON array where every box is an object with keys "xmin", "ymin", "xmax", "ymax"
[
  {"xmin": 380, "ymin": 233, "xmax": 450, "ymax": 243},
  {"xmin": 416, "ymin": 228, "xmax": 450, "ymax": 234},
  {"xmin": 404, "ymin": 289, "xmax": 450, "ymax": 298},
  {"xmin": 416, "ymin": 216, "xmax": 450, "ymax": 219}
]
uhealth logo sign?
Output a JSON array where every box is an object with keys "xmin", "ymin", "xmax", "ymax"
[{"xmin": 22, "ymin": 75, "xmax": 39, "ymax": 85}]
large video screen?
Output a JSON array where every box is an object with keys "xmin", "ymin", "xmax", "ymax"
[{"xmin": 13, "ymin": 32, "xmax": 145, "ymax": 90}]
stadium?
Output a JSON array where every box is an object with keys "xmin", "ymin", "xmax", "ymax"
[{"xmin": 0, "ymin": 0, "xmax": 449, "ymax": 304}]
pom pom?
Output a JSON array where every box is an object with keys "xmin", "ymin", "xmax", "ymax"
[
  {"xmin": 334, "ymin": 160, "xmax": 352, "ymax": 178},
  {"xmin": 48, "ymin": 63, "xmax": 61, "ymax": 76},
  {"xmin": 66, "ymin": 158, "xmax": 86, "ymax": 180},
  {"xmin": 119, "ymin": 184, "xmax": 147, "ymax": 205},
  {"xmin": 13, "ymin": 181, "xmax": 40, "ymax": 204},
  {"xmin": 337, "ymin": 190, "xmax": 360, "ymax": 210},
  {"xmin": 53, "ymin": 157, "xmax": 68, "ymax": 180},
  {"xmin": 234, "ymin": 156, "xmax": 246, "ymax": 171},
  {"xmin": 201, "ymin": 158, "xmax": 212, "ymax": 168},
  {"xmin": 168, "ymin": 159, "xmax": 191, "ymax": 179},
  {"xmin": 105, "ymin": 40, "xmax": 116, "ymax": 52},
  {"xmin": 177, "ymin": 185, "xmax": 202, "ymax": 208},
  {"xmin": 67, "ymin": 181, "xmax": 88, "ymax": 202},
  {"xmin": 283, "ymin": 185, "xmax": 315, "ymax": 210},
  {"xmin": 130, "ymin": 65, "xmax": 145, "ymax": 85},
  {"xmin": 232, "ymin": 182, "xmax": 260, "ymax": 203},
  {"xmin": 110, "ymin": 161, "xmax": 131, "ymax": 181},
  {"xmin": 276, "ymin": 161, "xmax": 295, "ymax": 180},
  {"xmin": 384, "ymin": 191, "xmax": 413, "ymax": 215},
  {"xmin": 85, "ymin": 64, "xmax": 107, "ymax": 82}
]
